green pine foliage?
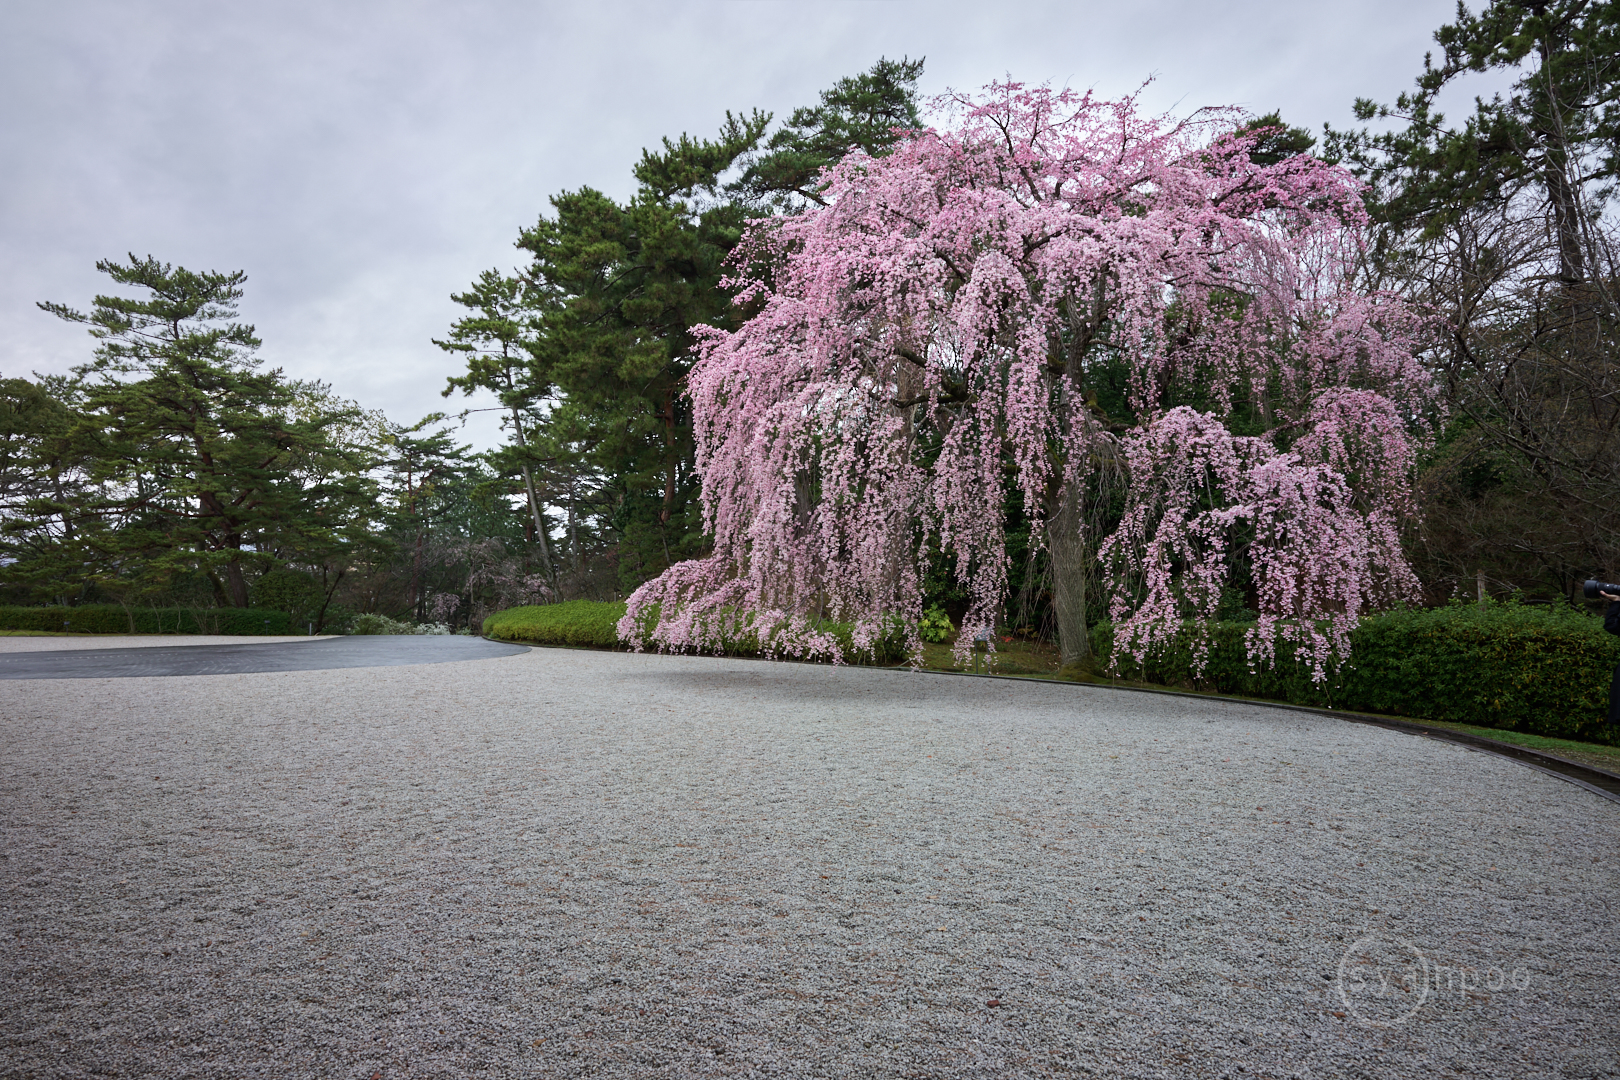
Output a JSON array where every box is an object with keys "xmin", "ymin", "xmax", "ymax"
[
  {"xmin": 729, "ymin": 56, "xmax": 925, "ymax": 211},
  {"xmin": 1091, "ymin": 601, "xmax": 1620, "ymax": 743},
  {"xmin": 20, "ymin": 257, "xmax": 380, "ymax": 611}
]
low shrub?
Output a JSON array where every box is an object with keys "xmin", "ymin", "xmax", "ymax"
[
  {"xmin": 918, "ymin": 605, "xmax": 955, "ymax": 644},
  {"xmin": 1091, "ymin": 601, "xmax": 1620, "ymax": 744},
  {"xmin": 1339, "ymin": 603, "xmax": 1619, "ymax": 742},
  {"xmin": 1089, "ymin": 620, "xmax": 1328, "ymax": 705},
  {"xmin": 348, "ymin": 613, "xmax": 451, "ymax": 636},
  {"xmin": 483, "ymin": 600, "xmax": 910, "ymax": 664},
  {"xmin": 484, "ymin": 600, "xmax": 627, "ymax": 648},
  {"xmin": 0, "ymin": 605, "xmax": 298, "ymax": 635},
  {"xmin": 249, "ymin": 569, "xmax": 323, "ymax": 622}
]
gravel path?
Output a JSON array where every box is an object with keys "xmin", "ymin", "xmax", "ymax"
[{"xmin": 2, "ymin": 647, "xmax": 1616, "ymax": 1079}]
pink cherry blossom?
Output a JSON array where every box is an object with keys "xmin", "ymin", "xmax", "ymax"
[{"xmin": 620, "ymin": 82, "xmax": 1437, "ymax": 678}]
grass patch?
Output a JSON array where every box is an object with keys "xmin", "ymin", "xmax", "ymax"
[{"xmin": 917, "ymin": 634, "xmax": 1620, "ymax": 775}]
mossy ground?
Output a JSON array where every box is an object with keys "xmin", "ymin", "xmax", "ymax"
[{"xmin": 917, "ymin": 635, "xmax": 1064, "ymax": 677}]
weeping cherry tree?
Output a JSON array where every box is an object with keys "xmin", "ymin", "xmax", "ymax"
[{"xmin": 622, "ymin": 83, "xmax": 1437, "ymax": 676}]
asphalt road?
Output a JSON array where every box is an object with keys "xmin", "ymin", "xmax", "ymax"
[{"xmin": 0, "ymin": 635, "xmax": 527, "ymax": 678}]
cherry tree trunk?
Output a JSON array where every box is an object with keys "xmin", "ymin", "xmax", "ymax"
[{"xmin": 1047, "ymin": 481, "xmax": 1092, "ymax": 668}]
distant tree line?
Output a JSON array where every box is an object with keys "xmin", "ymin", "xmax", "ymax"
[{"xmin": 0, "ymin": 255, "xmax": 547, "ymax": 631}]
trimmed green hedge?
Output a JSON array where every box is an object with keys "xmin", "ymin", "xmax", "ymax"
[
  {"xmin": 1092, "ymin": 602, "xmax": 1620, "ymax": 744},
  {"xmin": 0, "ymin": 605, "xmax": 298, "ymax": 635},
  {"xmin": 483, "ymin": 600, "xmax": 909, "ymax": 665},
  {"xmin": 484, "ymin": 601, "xmax": 628, "ymax": 648}
]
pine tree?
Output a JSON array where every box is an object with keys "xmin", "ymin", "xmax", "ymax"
[
  {"xmin": 436, "ymin": 269, "xmax": 560, "ymax": 583},
  {"xmin": 32, "ymin": 256, "xmax": 371, "ymax": 608},
  {"xmin": 1328, "ymin": 0, "xmax": 1620, "ymax": 283},
  {"xmin": 1328, "ymin": 1, "xmax": 1620, "ymax": 598}
]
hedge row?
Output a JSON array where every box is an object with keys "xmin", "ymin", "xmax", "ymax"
[
  {"xmin": 484, "ymin": 601, "xmax": 627, "ymax": 648},
  {"xmin": 483, "ymin": 600, "xmax": 909, "ymax": 665},
  {"xmin": 0, "ymin": 605, "xmax": 299, "ymax": 636},
  {"xmin": 1092, "ymin": 602, "xmax": 1620, "ymax": 744}
]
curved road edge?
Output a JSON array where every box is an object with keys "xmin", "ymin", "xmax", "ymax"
[{"xmin": 899, "ymin": 665, "xmax": 1620, "ymax": 806}]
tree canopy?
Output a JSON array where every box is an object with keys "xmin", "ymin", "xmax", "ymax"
[
  {"xmin": 440, "ymin": 57, "xmax": 929, "ymax": 594},
  {"xmin": 1329, "ymin": 0, "xmax": 1620, "ymax": 605},
  {"xmin": 23, "ymin": 257, "xmax": 375, "ymax": 609}
]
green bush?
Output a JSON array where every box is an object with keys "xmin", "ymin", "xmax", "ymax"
[
  {"xmin": 249, "ymin": 569, "xmax": 323, "ymax": 621},
  {"xmin": 483, "ymin": 600, "xmax": 910, "ymax": 664},
  {"xmin": 919, "ymin": 605, "xmax": 955, "ymax": 644},
  {"xmin": 1091, "ymin": 601, "xmax": 1620, "ymax": 744},
  {"xmin": 484, "ymin": 600, "xmax": 628, "ymax": 648},
  {"xmin": 0, "ymin": 605, "xmax": 298, "ymax": 635},
  {"xmin": 1089, "ymin": 620, "xmax": 1329, "ymax": 705}
]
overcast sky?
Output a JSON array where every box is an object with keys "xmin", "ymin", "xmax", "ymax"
[{"xmin": 4, "ymin": 0, "xmax": 1467, "ymax": 450}]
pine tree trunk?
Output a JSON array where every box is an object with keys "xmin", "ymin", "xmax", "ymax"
[
  {"xmin": 1047, "ymin": 479, "xmax": 1091, "ymax": 668},
  {"xmin": 412, "ymin": 525, "xmax": 425, "ymax": 621},
  {"xmin": 1545, "ymin": 157, "xmax": 1586, "ymax": 286},
  {"xmin": 223, "ymin": 558, "xmax": 250, "ymax": 609},
  {"xmin": 506, "ymin": 407, "xmax": 556, "ymax": 584},
  {"xmin": 519, "ymin": 462, "xmax": 555, "ymax": 582},
  {"xmin": 567, "ymin": 491, "xmax": 581, "ymax": 576}
]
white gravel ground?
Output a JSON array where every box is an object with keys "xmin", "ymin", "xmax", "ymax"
[{"xmin": 2, "ymin": 646, "xmax": 1616, "ymax": 1079}]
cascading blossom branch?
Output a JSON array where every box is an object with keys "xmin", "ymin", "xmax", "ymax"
[{"xmin": 620, "ymin": 81, "xmax": 1437, "ymax": 676}]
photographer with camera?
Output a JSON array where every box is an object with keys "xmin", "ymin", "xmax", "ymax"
[{"xmin": 1585, "ymin": 579, "xmax": 1620, "ymax": 726}]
